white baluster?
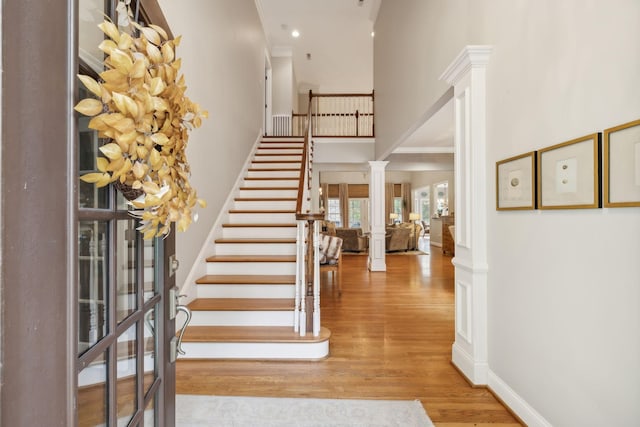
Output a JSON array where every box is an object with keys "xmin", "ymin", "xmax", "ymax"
[{"xmin": 299, "ymin": 221, "xmax": 307, "ymax": 337}]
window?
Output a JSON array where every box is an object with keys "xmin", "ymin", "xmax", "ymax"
[
  {"xmin": 348, "ymin": 198, "xmax": 369, "ymax": 229},
  {"xmin": 327, "ymin": 198, "xmax": 341, "ymax": 226},
  {"xmin": 435, "ymin": 182, "xmax": 449, "ymax": 216},
  {"xmin": 393, "ymin": 198, "xmax": 403, "ymax": 223}
]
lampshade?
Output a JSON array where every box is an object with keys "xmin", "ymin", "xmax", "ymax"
[
  {"xmin": 389, "ymin": 213, "xmax": 399, "ymax": 220},
  {"xmin": 409, "ymin": 213, "xmax": 420, "ymax": 221}
]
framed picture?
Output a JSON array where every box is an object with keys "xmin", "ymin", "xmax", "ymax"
[
  {"xmin": 603, "ymin": 119, "xmax": 640, "ymax": 207},
  {"xmin": 496, "ymin": 151, "xmax": 536, "ymax": 210},
  {"xmin": 537, "ymin": 133, "xmax": 601, "ymax": 209}
]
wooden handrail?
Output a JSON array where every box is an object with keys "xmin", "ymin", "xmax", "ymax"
[
  {"xmin": 295, "ymin": 94, "xmax": 313, "ymax": 217},
  {"xmin": 309, "ymin": 90, "xmax": 374, "ymax": 98}
]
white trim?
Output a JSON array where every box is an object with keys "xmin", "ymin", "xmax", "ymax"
[
  {"xmin": 439, "ymin": 45, "xmax": 493, "ymax": 86},
  {"xmin": 314, "ymin": 137, "xmax": 375, "ymax": 145},
  {"xmin": 451, "ymin": 257, "xmax": 489, "ymax": 274},
  {"xmin": 178, "ymin": 132, "xmax": 264, "ymax": 303},
  {"xmin": 488, "ymin": 370, "xmax": 553, "ymax": 427},
  {"xmin": 180, "ymin": 340, "xmax": 329, "ymax": 360},
  {"xmin": 452, "ymin": 342, "xmax": 488, "ymax": 384},
  {"xmin": 392, "ymin": 146, "xmax": 454, "ymax": 154}
]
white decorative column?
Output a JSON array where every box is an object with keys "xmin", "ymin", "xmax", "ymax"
[
  {"xmin": 440, "ymin": 46, "xmax": 492, "ymax": 385},
  {"xmin": 368, "ymin": 161, "xmax": 388, "ymax": 271}
]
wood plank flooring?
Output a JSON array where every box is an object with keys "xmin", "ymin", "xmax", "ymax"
[{"xmin": 176, "ymin": 241, "xmax": 522, "ymax": 426}]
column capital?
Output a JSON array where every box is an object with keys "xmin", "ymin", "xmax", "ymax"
[{"xmin": 368, "ymin": 160, "xmax": 389, "ymax": 171}]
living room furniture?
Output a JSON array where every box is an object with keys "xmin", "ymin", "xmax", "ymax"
[
  {"xmin": 385, "ymin": 227, "xmax": 411, "ymax": 252},
  {"xmin": 335, "ymin": 227, "xmax": 368, "ymax": 252},
  {"xmin": 319, "ymin": 233, "xmax": 343, "ymax": 294},
  {"xmin": 441, "ymin": 215, "xmax": 455, "ymax": 256}
]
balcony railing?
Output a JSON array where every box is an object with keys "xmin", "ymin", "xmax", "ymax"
[{"xmin": 273, "ymin": 91, "xmax": 374, "ymax": 138}]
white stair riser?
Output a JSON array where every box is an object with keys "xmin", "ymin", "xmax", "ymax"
[
  {"xmin": 206, "ymin": 262, "xmax": 296, "ymax": 275},
  {"xmin": 260, "ymin": 142, "xmax": 303, "ymax": 147},
  {"xmin": 179, "ymin": 341, "xmax": 329, "ymax": 360},
  {"xmin": 196, "ymin": 284, "xmax": 295, "ymax": 299},
  {"xmin": 251, "ymin": 162, "xmax": 301, "ymax": 169},
  {"xmin": 215, "ymin": 243, "xmax": 296, "ymax": 256},
  {"xmin": 246, "ymin": 170, "xmax": 300, "ymax": 178},
  {"xmin": 233, "ymin": 200, "xmax": 296, "ymax": 210},
  {"xmin": 256, "ymin": 149, "xmax": 303, "ymax": 155},
  {"xmin": 222, "ymin": 227, "xmax": 297, "ymax": 239},
  {"xmin": 243, "ymin": 179, "xmax": 298, "ymax": 188},
  {"xmin": 238, "ymin": 189, "xmax": 297, "ymax": 198},
  {"xmin": 190, "ymin": 310, "xmax": 293, "ymax": 326},
  {"xmin": 253, "ymin": 155, "xmax": 302, "ymax": 162},
  {"xmin": 228, "ymin": 212, "xmax": 296, "ymax": 224}
]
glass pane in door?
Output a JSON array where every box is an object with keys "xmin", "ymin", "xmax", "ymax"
[
  {"xmin": 78, "ymin": 351, "xmax": 108, "ymax": 426},
  {"xmin": 79, "ymin": 221, "xmax": 109, "ymax": 354},
  {"xmin": 144, "ymin": 392, "xmax": 156, "ymax": 427},
  {"xmin": 117, "ymin": 323, "xmax": 138, "ymax": 427},
  {"xmin": 143, "ymin": 305, "xmax": 157, "ymax": 396},
  {"xmin": 117, "ymin": 219, "xmax": 138, "ymax": 322},
  {"xmin": 143, "ymin": 239, "xmax": 156, "ymax": 303}
]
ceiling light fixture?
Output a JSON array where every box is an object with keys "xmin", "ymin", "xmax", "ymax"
[
  {"xmin": 291, "ymin": 29, "xmax": 300, "ymax": 38},
  {"xmin": 371, "ymin": 31, "xmax": 375, "ymax": 37}
]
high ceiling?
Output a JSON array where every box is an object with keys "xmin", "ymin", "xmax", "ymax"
[
  {"xmin": 256, "ymin": 0, "xmax": 454, "ymax": 171},
  {"xmin": 256, "ymin": 0, "xmax": 378, "ymax": 92}
]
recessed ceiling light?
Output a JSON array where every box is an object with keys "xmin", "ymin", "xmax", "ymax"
[
  {"xmin": 291, "ymin": 30, "xmax": 300, "ymax": 38},
  {"xmin": 371, "ymin": 31, "xmax": 375, "ymax": 37}
]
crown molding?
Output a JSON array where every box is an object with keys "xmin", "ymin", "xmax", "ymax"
[{"xmin": 440, "ymin": 45, "xmax": 493, "ymax": 85}]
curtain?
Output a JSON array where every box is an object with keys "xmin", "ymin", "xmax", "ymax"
[
  {"xmin": 385, "ymin": 182, "xmax": 394, "ymax": 225},
  {"xmin": 401, "ymin": 182, "xmax": 412, "ymax": 223},
  {"xmin": 339, "ymin": 183, "xmax": 349, "ymax": 228}
]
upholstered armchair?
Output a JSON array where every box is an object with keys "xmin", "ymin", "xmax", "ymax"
[
  {"xmin": 335, "ymin": 228, "xmax": 368, "ymax": 252},
  {"xmin": 385, "ymin": 227, "xmax": 411, "ymax": 252}
]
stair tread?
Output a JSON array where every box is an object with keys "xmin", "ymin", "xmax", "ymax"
[
  {"xmin": 252, "ymin": 160, "xmax": 301, "ymax": 164},
  {"xmin": 205, "ymin": 256, "xmax": 296, "ymax": 263},
  {"xmin": 188, "ymin": 298, "xmax": 294, "ymax": 311},
  {"xmin": 196, "ymin": 274, "xmax": 295, "ymax": 284},
  {"xmin": 181, "ymin": 326, "xmax": 330, "ymax": 343},
  {"xmin": 214, "ymin": 238, "xmax": 296, "ymax": 243},
  {"xmin": 257, "ymin": 147, "xmax": 303, "ymax": 150},
  {"xmin": 239, "ymin": 187, "xmax": 298, "ymax": 191},
  {"xmin": 222, "ymin": 223, "xmax": 296, "ymax": 228},
  {"xmin": 254, "ymin": 153, "xmax": 303, "ymax": 157}
]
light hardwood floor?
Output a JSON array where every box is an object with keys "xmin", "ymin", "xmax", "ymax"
[{"xmin": 176, "ymin": 239, "xmax": 522, "ymax": 426}]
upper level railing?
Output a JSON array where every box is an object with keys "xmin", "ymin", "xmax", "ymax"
[{"xmin": 274, "ymin": 90, "xmax": 374, "ymax": 138}]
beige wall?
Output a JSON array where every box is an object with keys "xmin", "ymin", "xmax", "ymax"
[
  {"xmin": 375, "ymin": 1, "xmax": 640, "ymax": 425},
  {"xmin": 272, "ymin": 56, "xmax": 294, "ymax": 115},
  {"xmin": 158, "ymin": 0, "xmax": 267, "ymax": 290}
]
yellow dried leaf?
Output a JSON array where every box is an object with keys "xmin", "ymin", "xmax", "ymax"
[
  {"xmin": 149, "ymin": 77, "xmax": 165, "ymax": 96},
  {"xmin": 142, "ymin": 181, "xmax": 161, "ymax": 194},
  {"xmin": 132, "ymin": 162, "xmax": 146, "ymax": 179},
  {"xmin": 146, "ymin": 43, "xmax": 163, "ymax": 63},
  {"xmin": 75, "ymin": 98, "xmax": 103, "ymax": 116},
  {"xmin": 78, "ymin": 74, "xmax": 102, "ymax": 98},
  {"xmin": 143, "ymin": 229, "xmax": 157, "ymax": 240},
  {"xmin": 151, "ymin": 133, "xmax": 169, "ymax": 145},
  {"xmin": 144, "ymin": 194, "xmax": 162, "ymax": 207},
  {"xmin": 98, "ymin": 21, "xmax": 121, "ymax": 42},
  {"xmin": 98, "ymin": 39, "xmax": 118, "ymax": 55},
  {"xmin": 88, "ymin": 114, "xmax": 108, "ymax": 131},
  {"xmin": 111, "ymin": 92, "xmax": 129, "ymax": 114},
  {"xmin": 96, "ymin": 157, "xmax": 109, "ymax": 172},
  {"xmin": 80, "ymin": 172, "xmax": 107, "ymax": 183},
  {"xmin": 173, "ymin": 35, "xmax": 182, "ymax": 47},
  {"xmin": 149, "ymin": 148, "xmax": 162, "ymax": 169},
  {"xmin": 100, "ymin": 68, "xmax": 127, "ymax": 85},
  {"xmin": 117, "ymin": 130, "xmax": 138, "ymax": 146},
  {"xmin": 161, "ymin": 43, "xmax": 174, "ymax": 63},
  {"xmin": 132, "ymin": 180, "xmax": 143, "ymax": 190},
  {"xmin": 130, "ymin": 59, "xmax": 146, "ymax": 79},
  {"xmin": 96, "ymin": 173, "xmax": 113, "ymax": 188},
  {"xmin": 149, "ymin": 24, "xmax": 168, "ymax": 41},
  {"xmin": 109, "ymin": 48, "xmax": 133, "ymax": 73},
  {"xmin": 118, "ymin": 32, "xmax": 134, "ymax": 50},
  {"xmin": 99, "ymin": 142, "xmax": 123, "ymax": 160}
]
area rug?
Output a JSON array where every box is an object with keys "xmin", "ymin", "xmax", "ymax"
[{"xmin": 176, "ymin": 395, "xmax": 434, "ymax": 427}]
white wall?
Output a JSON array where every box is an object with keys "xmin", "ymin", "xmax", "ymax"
[
  {"xmin": 272, "ymin": 55, "xmax": 294, "ymax": 114},
  {"xmin": 376, "ymin": 1, "xmax": 640, "ymax": 425},
  {"xmin": 158, "ymin": 0, "xmax": 267, "ymax": 290}
]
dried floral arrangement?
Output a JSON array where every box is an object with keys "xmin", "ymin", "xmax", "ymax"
[{"xmin": 75, "ymin": 9, "xmax": 207, "ymax": 239}]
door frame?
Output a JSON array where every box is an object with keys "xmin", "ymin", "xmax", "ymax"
[{"xmin": 1, "ymin": 0, "xmax": 176, "ymax": 424}]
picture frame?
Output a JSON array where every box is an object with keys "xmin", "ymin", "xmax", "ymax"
[
  {"xmin": 537, "ymin": 133, "xmax": 601, "ymax": 209},
  {"xmin": 603, "ymin": 119, "xmax": 640, "ymax": 207},
  {"xmin": 496, "ymin": 151, "xmax": 536, "ymax": 210}
]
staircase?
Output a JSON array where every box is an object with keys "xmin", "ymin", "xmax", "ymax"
[{"xmin": 179, "ymin": 137, "xmax": 331, "ymax": 360}]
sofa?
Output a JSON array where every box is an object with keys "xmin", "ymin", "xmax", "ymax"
[{"xmin": 335, "ymin": 227, "xmax": 368, "ymax": 252}]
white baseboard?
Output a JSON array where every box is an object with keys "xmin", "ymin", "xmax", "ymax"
[
  {"xmin": 488, "ymin": 370, "xmax": 552, "ymax": 427},
  {"xmin": 451, "ymin": 342, "xmax": 488, "ymax": 384}
]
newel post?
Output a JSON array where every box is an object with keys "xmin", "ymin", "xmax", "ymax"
[{"xmin": 368, "ymin": 161, "xmax": 388, "ymax": 271}]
